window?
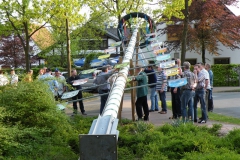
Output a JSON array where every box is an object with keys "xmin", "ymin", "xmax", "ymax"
[
  {"xmin": 100, "ymin": 39, "xmax": 108, "ymax": 49},
  {"xmin": 167, "ymin": 25, "xmax": 181, "ymax": 41},
  {"xmin": 79, "ymin": 39, "xmax": 108, "ymax": 50},
  {"xmin": 214, "ymin": 58, "xmax": 230, "ymax": 64},
  {"xmin": 185, "ymin": 59, "xmax": 197, "ymax": 65},
  {"xmin": 174, "ymin": 52, "xmax": 179, "ymax": 59}
]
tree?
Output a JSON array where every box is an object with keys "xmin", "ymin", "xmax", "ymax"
[
  {"xmin": 153, "ymin": 0, "xmax": 191, "ymax": 64},
  {"xmin": 159, "ymin": 0, "xmax": 240, "ymax": 64},
  {"xmin": 89, "ymin": 0, "xmax": 148, "ymax": 56},
  {"xmin": 0, "ymin": 0, "xmax": 57, "ymax": 71},
  {"xmin": 0, "ymin": 35, "xmax": 37, "ymax": 68},
  {"xmin": 48, "ymin": 0, "xmax": 86, "ymax": 77},
  {"xmin": 188, "ymin": 0, "xmax": 240, "ymax": 63}
]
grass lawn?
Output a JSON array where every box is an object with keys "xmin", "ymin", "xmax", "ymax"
[{"xmin": 166, "ymin": 101, "xmax": 240, "ymax": 125}]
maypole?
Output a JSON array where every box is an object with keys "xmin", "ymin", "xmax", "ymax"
[{"xmin": 79, "ymin": 25, "xmax": 139, "ymax": 160}]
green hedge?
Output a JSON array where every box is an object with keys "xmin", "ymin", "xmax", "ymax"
[{"xmin": 212, "ymin": 64, "xmax": 240, "ymax": 87}]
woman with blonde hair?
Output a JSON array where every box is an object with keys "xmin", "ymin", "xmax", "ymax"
[{"xmin": 24, "ymin": 70, "xmax": 33, "ymax": 82}]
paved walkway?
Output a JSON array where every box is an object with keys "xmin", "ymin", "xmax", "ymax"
[{"xmin": 65, "ymin": 86, "xmax": 240, "ymax": 135}]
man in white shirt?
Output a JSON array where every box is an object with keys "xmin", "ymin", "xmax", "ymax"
[
  {"xmin": 10, "ymin": 69, "xmax": 18, "ymax": 85},
  {"xmin": 0, "ymin": 70, "xmax": 9, "ymax": 86},
  {"xmin": 199, "ymin": 63, "xmax": 211, "ymax": 111}
]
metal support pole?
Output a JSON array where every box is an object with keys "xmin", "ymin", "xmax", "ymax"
[{"xmin": 79, "ymin": 26, "xmax": 139, "ymax": 160}]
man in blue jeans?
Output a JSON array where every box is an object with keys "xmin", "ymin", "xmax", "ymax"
[
  {"xmin": 94, "ymin": 66, "xmax": 116, "ymax": 114},
  {"xmin": 193, "ymin": 64, "xmax": 208, "ymax": 123},
  {"xmin": 144, "ymin": 66, "xmax": 159, "ymax": 112},
  {"xmin": 156, "ymin": 65, "xmax": 168, "ymax": 114},
  {"xmin": 205, "ymin": 63, "xmax": 214, "ymax": 112},
  {"xmin": 179, "ymin": 62, "xmax": 197, "ymax": 122}
]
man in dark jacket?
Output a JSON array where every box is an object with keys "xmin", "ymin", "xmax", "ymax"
[
  {"xmin": 68, "ymin": 69, "xmax": 87, "ymax": 115},
  {"xmin": 169, "ymin": 59, "xmax": 182, "ymax": 119},
  {"xmin": 144, "ymin": 66, "xmax": 159, "ymax": 112},
  {"xmin": 133, "ymin": 65, "xmax": 149, "ymax": 121}
]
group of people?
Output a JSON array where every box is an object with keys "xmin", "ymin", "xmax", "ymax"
[
  {"xmin": 1, "ymin": 60, "xmax": 214, "ymax": 123},
  {"xmin": 38, "ymin": 67, "xmax": 87, "ymax": 115},
  {"xmin": 0, "ymin": 69, "xmax": 19, "ymax": 86},
  {"xmin": 133, "ymin": 60, "xmax": 214, "ymax": 123},
  {"xmin": 0, "ymin": 67, "xmax": 87, "ymax": 116}
]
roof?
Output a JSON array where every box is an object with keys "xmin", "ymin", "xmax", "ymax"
[
  {"xmin": 105, "ymin": 28, "xmax": 120, "ymax": 41},
  {"xmin": 31, "ymin": 25, "xmax": 55, "ymax": 50}
]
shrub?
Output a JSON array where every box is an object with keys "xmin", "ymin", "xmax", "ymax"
[
  {"xmin": 0, "ymin": 81, "xmax": 80, "ymax": 159},
  {"xmin": 117, "ymin": 121, "xmax": 240, "ymax": 160},
  {"xmin": 212, "ymin": 64, "xmax": 240, "ymax": 86}
]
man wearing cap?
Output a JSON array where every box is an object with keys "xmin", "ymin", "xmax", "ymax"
[
  {"xmin": 132, "ymin": 65, "xmax": 149, "ymax": 121},
  {"xmin": 180, "ymin": 62, "xmax": 197, "ymax": 122},
  {"xmin": 156, "ymin": 64, "xmax": 168, "ymax": 114}
]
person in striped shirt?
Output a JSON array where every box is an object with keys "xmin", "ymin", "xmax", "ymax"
[{"xmin": 156, "ymin": 64, "xmax": 168, "ymax": 114}]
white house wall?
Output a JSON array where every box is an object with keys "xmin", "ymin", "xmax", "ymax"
[
  {"xmin": 183, "ymin": 43, "xmax": 240, "ymax": 64},
  {"xmin": 108, "ymin": 38, "xmax": 120, "ymax": 54}
]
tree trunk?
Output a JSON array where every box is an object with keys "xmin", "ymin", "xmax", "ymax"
[
  {"xmin": 66, "ymin": 18, "xmax": 71, "ymax": 77},
  {"xmin": 180, "ymin": 0, "xmax": 189, "ymax": 65},
  {"xmin": 201, "ymin": 40, "xmax": 206, "ymax": 64},
  {"xmin": 117, "ymin": 0, "xmax": 124, "ymax": 57},
  {"xmin": 61, "ymin": 42, "xmax": 64, "ymax": 67},
  {"xmin": 24, "ymin": 22, "xmax": 30, "ymax": 72}
]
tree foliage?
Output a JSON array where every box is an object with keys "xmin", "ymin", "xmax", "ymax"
[
  {"xmin": 0, "ymin": 0, "xmax": 59, "ymax": 71},
  {"xmin": 187, "ymin": 0, "xmax": 240, "ymax": 63},
  {"xmin": 0, "ymin": 35, "xmax": 38, "ymax": 68},
  {"xmin": 161, "ymin": 0, "xmax": 240, "ymax": 63},
  {"xmin": 90, "ymin": 0, "xmax": 147, "ymax": 25}
]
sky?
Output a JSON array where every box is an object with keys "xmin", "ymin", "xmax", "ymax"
[{"xmin": 226, "ymin": 2, "xmax": 240, "ymax": 16}]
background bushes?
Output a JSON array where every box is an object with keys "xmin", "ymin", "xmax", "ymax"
[
  {"xmin": 212, "ymin": 64, "xmax": 240, "ymax": 86},
  {"xmin": 1, "ymin": 64, "xmax": 240, "ymax": 86}
]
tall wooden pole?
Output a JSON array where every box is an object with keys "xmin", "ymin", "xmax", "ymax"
[
  {"xmin": 130, "ymin": 32, "xmax": 140, "ymax": 121},
  {"xmin": 130, "ymin": 59, "xmax": 136, "ymax": 121}
]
